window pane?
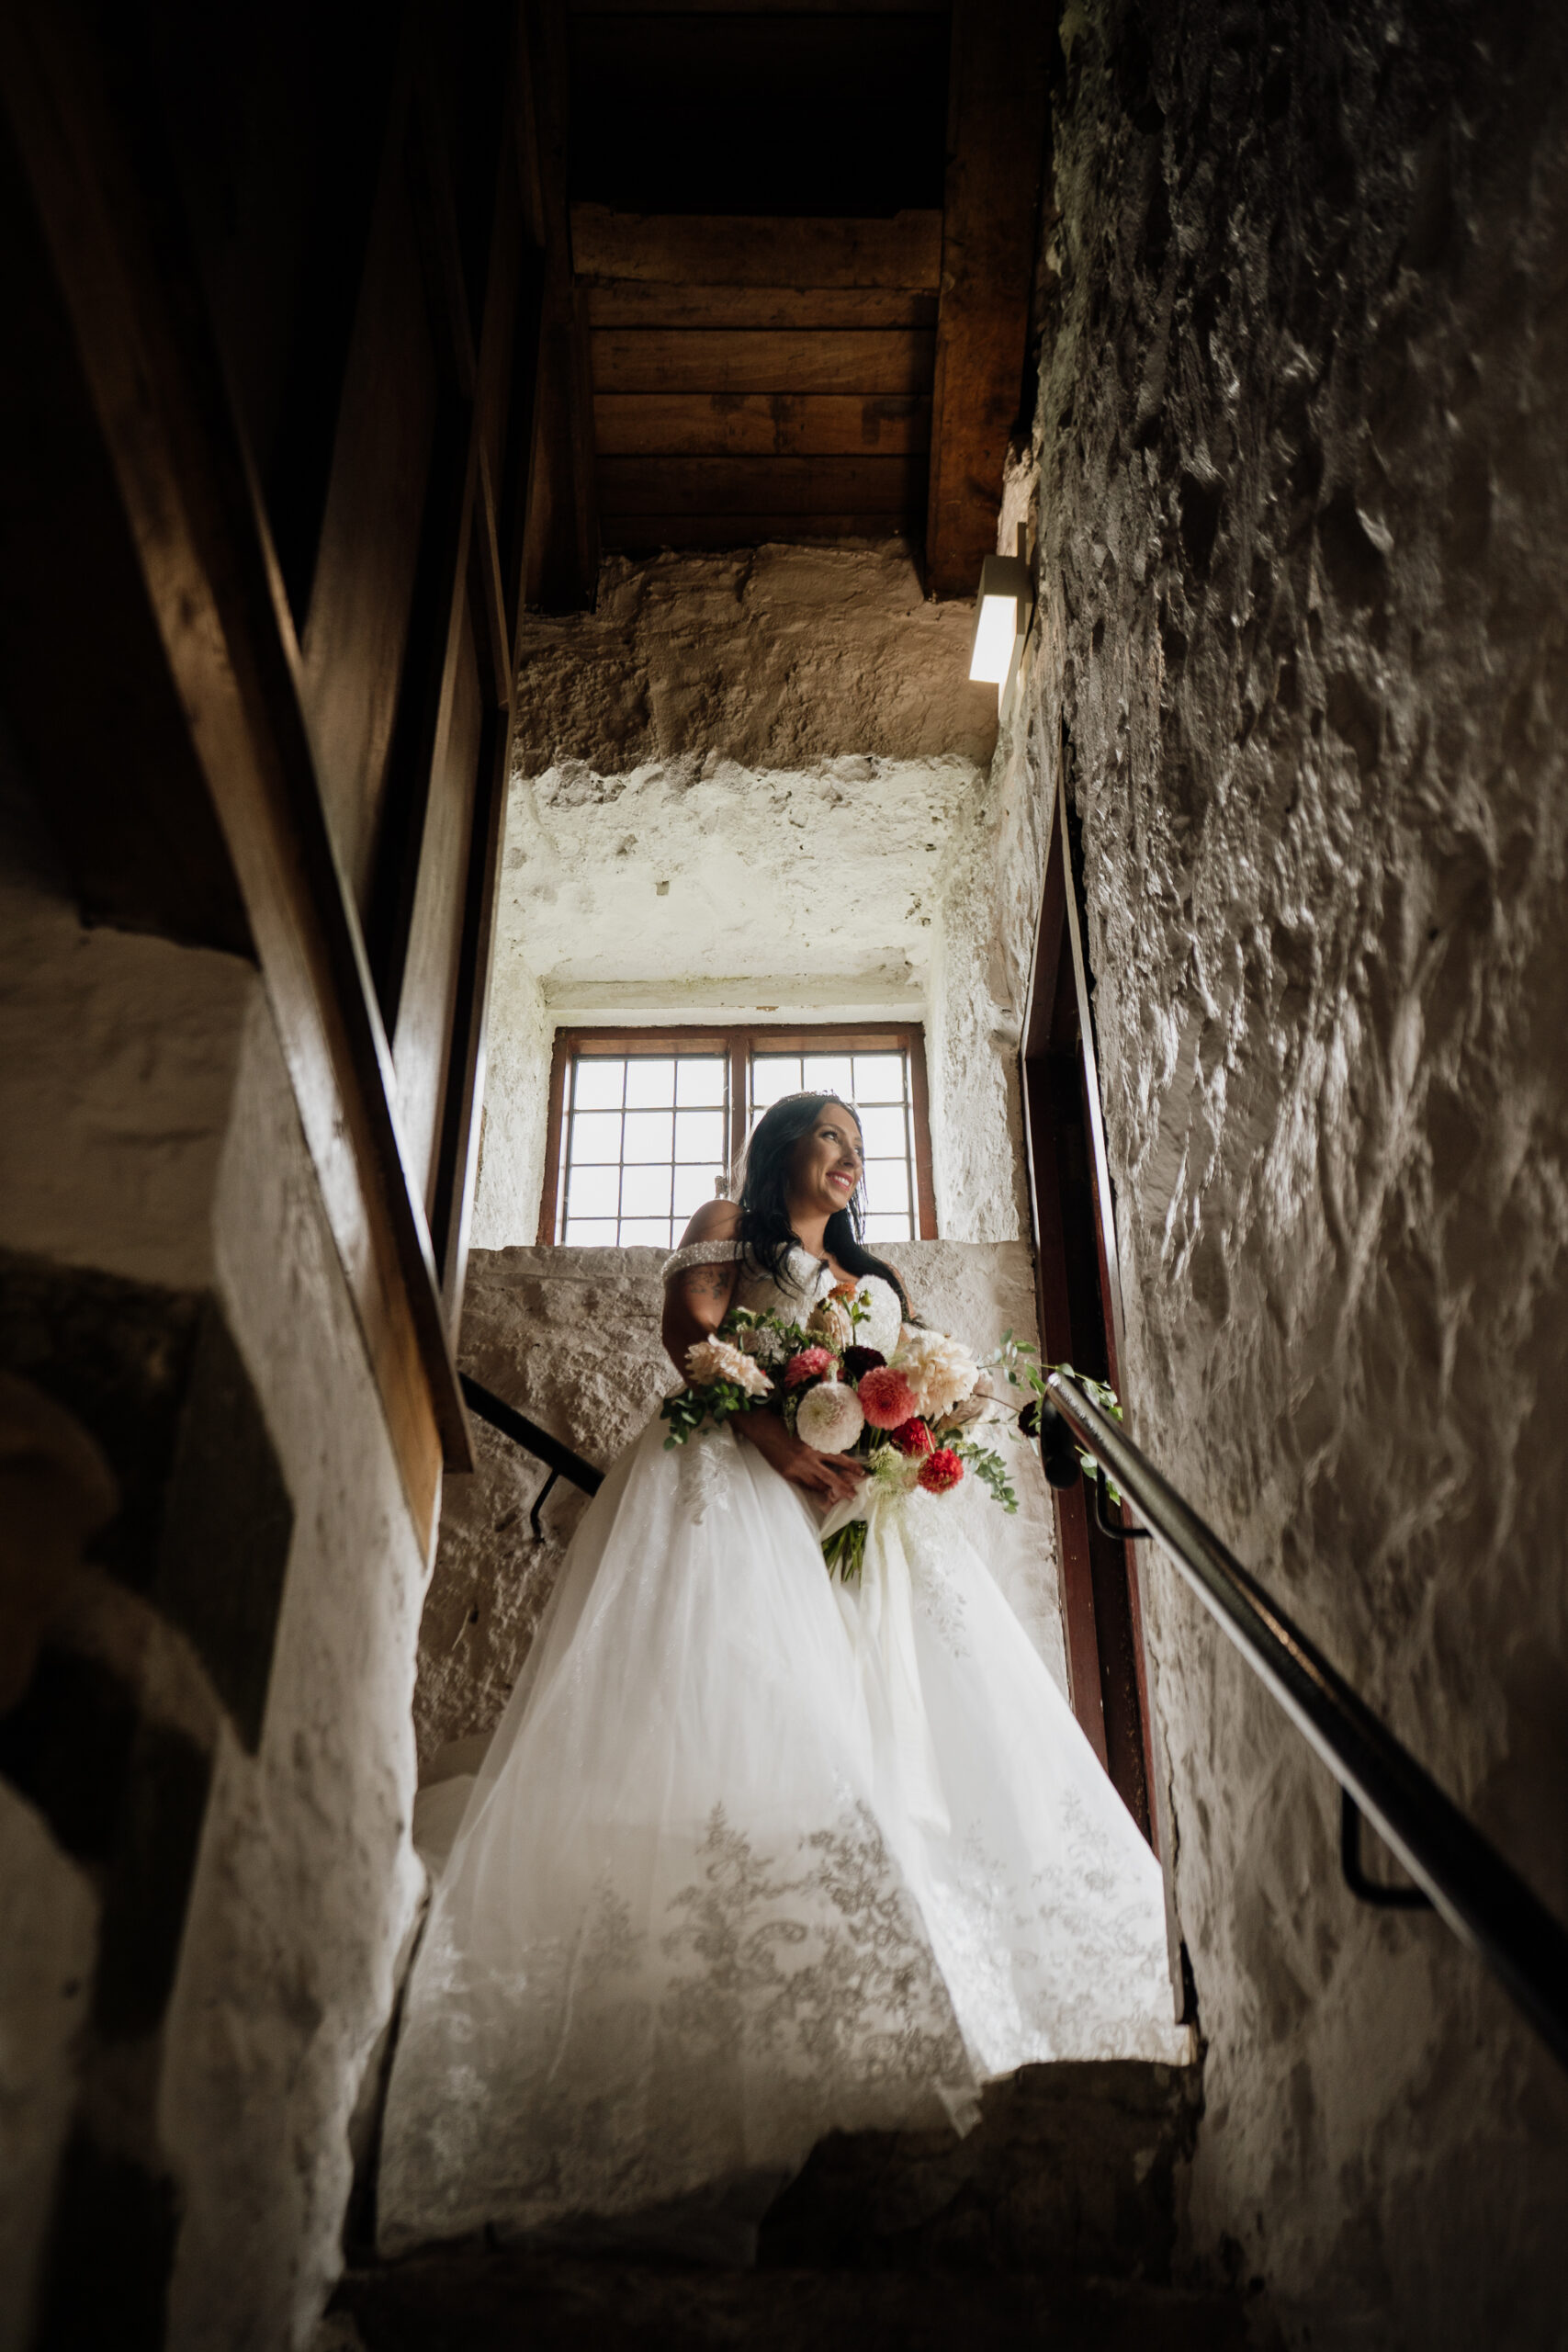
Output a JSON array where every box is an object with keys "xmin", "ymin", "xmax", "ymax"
[
  {"xmin": 565, "ymin": 1165, "xmax": 620, "ymax": 1219},
  {"xmin": 856, "ymin": 1103, "xmax": 908, "ymax": 1158},
  {"xmin": 620, "ymin": 1163, "xmax": 672, "ymax": 1218},
  {"xmin": 675, "ymin": 1057, "xmax": 727, "ymax": 1106},
  {"xmin": 622, "ymin": 1109, "xmax": 673, "ymax": 1161},
  {"xmin": 624, "ymin": 1056, "xmax": 677, "ymax": 1108},
  {"xmin": 863, "ymin": 1211, "xmax": 912, "ymax": 1240},
  {"xmin": 563, "ymin": 1216, "xmax": 618, "ymax": 1244},
  {"xmin": 674, "ymin": 1108, "xmax": 724, "ymax": 1162},
  {"xmin": 863, "ymin": 1159, "xmax": 910, "ymax": 1216},
  {"xmin": 573, "ymin": 1057, "xmax": 625, "ymax": 1111},
  {"xmin": 673, "ymin": 1164, "xmax": 723, "ymax": 1220},
  {"xmin": 620, "ymin": 1216, "xmax": 672, "ymax": 1245},
  {"xmin": 750, "ymin": 1055, "xmax": 801, "ymax": 1109},
  {"xmin": 852, "ymin": 1052, "xmax": 906, "ymax": 1102},
  {"xmin": 802, "ymin": 1052, "xmax": 854, "ymax": 1099},
  {"xmin": 570, "ymin": 1110, "xmax": 623, "ymax": 1164}
]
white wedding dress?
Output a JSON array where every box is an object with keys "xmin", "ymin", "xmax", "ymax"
[{"xmin": 377, "ymin": 1245, "xmax": 1184, "ymax": 2261}]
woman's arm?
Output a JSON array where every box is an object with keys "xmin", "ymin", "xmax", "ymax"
[{"xmin": 661, "ymin": 1199, "xmax": 742, "ymax": 1373}]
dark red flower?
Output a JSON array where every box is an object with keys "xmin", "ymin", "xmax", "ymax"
[
  {"xmin": 918, "ymin": 1447, "xmax": 964, "ymax": 1495},
  {"xmin": 841, "ymin": 1345, "xmax": 886, "ymax": 1382},
  {"xmin": 890, "ymin": 1417, "xmax": 934, "ymax": 1456}
]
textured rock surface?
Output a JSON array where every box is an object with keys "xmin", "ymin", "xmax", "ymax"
[
  {"xmin": 471, "ymin": 545, "xmax": 1001, "ymax": 1250},
  {"xmin": 1, "ymin": 777, "xmax": 433, "ymax": 2350},
  {"xmin": 982, "ymin": 2, "xmax": 1568, "ymax": 2342},
  {"xmin": 0, "ymin": 1783, "xmax": 96, "ymax": 2351},
  {"xmin": 160, "ymin": 997, "xmax": 429, "ymax": 2352},
  {"xmin": 415, "ymin": 1241, "xmax": 1064, "ymax": 1768},
  {"xmin": 511, "ymin": 545, "xmax": 995, "ymax": 779},
  {"xmin": 334, "ymin": 2062, "xmax": 1244, "ymax": 2351}
]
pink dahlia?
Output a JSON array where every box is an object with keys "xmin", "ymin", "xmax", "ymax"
[
  {"xmin": 858, "ymin": 1365, "xmax": 919, "ymax": 1430},
  {"xmin": 784, "ymin": 1345, "xmax": 833, "ymax": 1388},
  {"xmin": 890, "ymin": 1417, "xmax": 934, "ymax": 1457},
  {"xmin": 917, "ymin": 1447, "xmax": 964, "ymax": 1496}
]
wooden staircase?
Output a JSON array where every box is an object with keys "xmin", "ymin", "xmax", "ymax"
[{"xmin": 333, "ymin": 2061, "xmax": 1247, "ymax": 2349}]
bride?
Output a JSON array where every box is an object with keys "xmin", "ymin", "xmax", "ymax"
[{"xmin": 377, "ymin": 1093, "xmax": 1182, "ymax": 2262}]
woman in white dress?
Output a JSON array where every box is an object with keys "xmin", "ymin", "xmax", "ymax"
[{"xmin": 377, "ymin": 1095, "xmax": 1182, "ymax": 2263}]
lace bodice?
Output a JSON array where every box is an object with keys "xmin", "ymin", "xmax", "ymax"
[{"xmin": 662, "ymin": 1240, "xmax": 903, "ymax": 1357}]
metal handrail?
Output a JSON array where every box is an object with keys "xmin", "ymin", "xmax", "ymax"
[
  {"xmin": 1042, "ymin": 1371, "xmax": 1568, "ymax": 2072},
  {"xmin": 459, "ymin": 1374, "xmax": 603, "ymax": 1535}
]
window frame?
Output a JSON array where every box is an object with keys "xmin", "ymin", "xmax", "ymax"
[{"xmin": 537, "ymin": 1023, "xmax": 939, "ymax": 1246}]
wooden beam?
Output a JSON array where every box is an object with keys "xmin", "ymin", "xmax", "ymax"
[
  {"xmin": 592, "ymin": 328, "xmax": 933, "ymax": 395},
  {"xmin": 0, "ymin": 0, "xmax": 472, "ymax": 1542},
  {"xmin": 585, "ymin": 281, "xmax": 938, "ymax": 332},
  {"xmin": 592, "ymin": 392, "xmax": 930, "ymax": 458},
  {"xmin": 597, "ymin": 454, "xmax": 920, "ymax": 517},
  {"xmin": 571, "ymin": 206, "xmax": 942, "ymax": 288},
  {"xmin": 600, "ymin": 513, "xmax": 919, "ymax": 551},
  {"xmin": 520, "ymin": 0, "xmax": 598, "ymax": 611},
  {"xmin": 924, "ymin": 0, "xmax": 1050, "ymax": 598}
]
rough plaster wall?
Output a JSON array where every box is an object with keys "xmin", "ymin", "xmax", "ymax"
[
  {"xmin": 160, "ymin": 993, "xmax": 428, "ymax": 2352},
  {"xmin": 0, "ymin": 1786, "xmax": 96, "ymax": 2352},
  {"xmin": 0, "ymin": 757, "xmax": 253, "ymax": 1292},
  {"xmin": 415, "ymin": 1241, "xmax": 1063, "ymax": 1768},
  {"xmin": 472, "ymin": 541, "xmax": 1020, "ymax": 1249},
  {"xmin": 470, "ymin": 941, "xmax": 551, "ymax": 1250},
  {"xmin": 925, "ymin": 694, "xmax": 1048, "ymax": 1244},
  {"xmin": 1024, "ymin": 3, "xmax": 1568, "ymax": 2340}
]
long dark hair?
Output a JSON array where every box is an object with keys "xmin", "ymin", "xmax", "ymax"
[{"xmin": 734, "ymin": 1091, "xmax": 912, "ymax": 1317}]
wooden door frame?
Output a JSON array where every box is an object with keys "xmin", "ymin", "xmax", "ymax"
[{"xmin": 1020, "ymin": 766, "xmax": 1160, "ymax": 1849}]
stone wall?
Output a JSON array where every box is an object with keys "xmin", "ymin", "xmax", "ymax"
[
  {"xmin": 471, "ymin": 542, "xmax": 1008, "ymax": 1250},
  {"xmin": 998, "ymin": 3, "xmax": 1568, "ymax": 2342},
  {"xmin": 0, "ymin": 767, "xmax": 429, "ymax": 2349},
  {"xmin": 415, "ymin": 1241, "xmax": 1065, "ymax": 1770}
]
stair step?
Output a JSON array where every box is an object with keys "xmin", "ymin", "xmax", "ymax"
[
  {"xmin": 758, "ymin": 2059, "xmax": 1202, "ymax": 2279},
  {"xmin": 335, "ymin": 2251, "xmax": 1246, "ymax": 2351}
]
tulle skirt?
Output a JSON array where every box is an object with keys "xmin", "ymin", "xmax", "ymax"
[{"xmin": 377, "ymin": 1417, "xmax": 1184, "ymax": 2260}]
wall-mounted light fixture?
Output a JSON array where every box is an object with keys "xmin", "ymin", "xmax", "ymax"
[{"xmin": 967, "ymin": 537, "xmax": 1035, "ymax": 717}]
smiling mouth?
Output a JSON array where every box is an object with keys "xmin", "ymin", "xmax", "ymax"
[{"xmin": 829, "ymin": 1170, "xmax": 855, "ymax": 1190}]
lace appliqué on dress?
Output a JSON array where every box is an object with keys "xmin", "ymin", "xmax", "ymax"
[{"xmin": 378, "ymin": 1799, "xmax": 976, "ymax": 2250}]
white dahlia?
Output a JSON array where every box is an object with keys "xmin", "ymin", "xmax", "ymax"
[
  {"xmin": 890, "ymin": 1328, "xmax": 978, "ymax": 1421},
  {"xmin": 795, "ymin": 1380, "xmax": 865, "ymax": 1453},
  {"xmin": 685, "ymin": 1338, "xmax": 773, "ymax": 1399}
]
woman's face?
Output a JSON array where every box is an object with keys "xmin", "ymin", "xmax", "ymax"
[{"xmin": 786, "ymin": 1102, "xmax": 863, "ymax": 1222}]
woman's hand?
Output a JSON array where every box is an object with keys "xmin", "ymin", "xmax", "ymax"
[{"xmin": 733, "ymin": 1409, "xmax": 866, "ymax": 1504}]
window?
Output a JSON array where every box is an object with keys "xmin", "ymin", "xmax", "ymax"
[{"xmin": 540, "ymin": 1026, "xmax": 937, "ymax": 1247}]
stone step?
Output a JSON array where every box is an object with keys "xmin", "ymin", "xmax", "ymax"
[
  {"xmin": 334, "ymin": 2061, "xmax": 1235, "ymax": 2348},
  {"xmin": 334, "ymin": 2252, "xmax": 1247, "ymax": 2352},
  {"xmin": 757, "ymin": 2059, "xmax": 1203, "ymax": 2279}
]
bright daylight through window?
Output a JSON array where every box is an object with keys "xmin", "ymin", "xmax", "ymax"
[{"xmin": 545, "ymin": 1029, "xmax": 933, "ymax": 1248}]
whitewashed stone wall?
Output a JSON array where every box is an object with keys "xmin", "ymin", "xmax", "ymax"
[
  {"xmin": 415, "ymin": 1240, "xmax": 1065, "ymax": 1770},
  {"xmin": 0, "ymin": 775, "xmax": 430, "ymax": 2349},
  {"xmin": 471, "ymin": 542, "xmax": 1011, "ymax": 1250},
  {"xmin": 985, "ymin": 4, "xmax": 1568, "ymax": 2344}
]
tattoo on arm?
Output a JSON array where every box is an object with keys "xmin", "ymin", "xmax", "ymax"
[{"xmin": 684, "ymin": 1269, "xmax": 733, "ymax": 1304}]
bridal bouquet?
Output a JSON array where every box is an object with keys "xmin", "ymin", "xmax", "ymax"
[{"xmin": 661, "ymin": 1279, "xmax": 1029, "ymax": 1580}]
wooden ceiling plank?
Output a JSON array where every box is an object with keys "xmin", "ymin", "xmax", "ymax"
[
  {"xmin": 570, "ymin": 207, "xmax": 942, "ymax": 288},
  {"xmin": 924, "ymin": 0, "xmax": 1050, "ymax": 598},
  {"xmin": 592, "ymin": 327, "xmax": 933, "ymax": 396},
  {"xmin": 586, "ymin": 281, "xmax": 939, "ymax": 332},
  {"xmin": 592, "ymin": 392, "xmax": 931, "ymax": 458},
  {"xmin": 601, "ymin": 512, "xmax": 923, "ymax": 551},
  {"xmin": 597, "ymin": 452, "xmax": 921, "ymax": 517}
]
